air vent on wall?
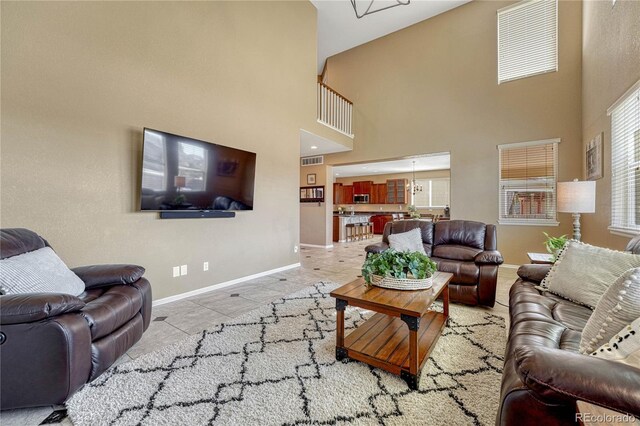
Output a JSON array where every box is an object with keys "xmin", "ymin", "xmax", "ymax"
[{"xmin": 301, "ymin": 156, "xmax": 324, "ymax": 166}]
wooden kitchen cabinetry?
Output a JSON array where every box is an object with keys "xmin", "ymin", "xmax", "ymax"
[
  {"xmin": 386, "ymin": 179, "xmax": 408, "ymax": 204},
  {"xmin": 333, "ymin": 183, "xmax": 354, "ymax": 204},
  {"xmin": 371, "ymin": 183, "xmax": 387, "ymax": 204},
  {"xmin": 333, "ymin": 183, "xmax": 343, "ymax": 204},
  {"xmin": 343, "ymin": 185, "xmax": 354, "ymax": 204},
  {"xmin": 353, "ymin": 181, "xmax": 373, "ymax": 195}
]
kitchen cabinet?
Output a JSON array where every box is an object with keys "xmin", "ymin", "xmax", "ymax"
[
  {"xmin": 371, "ymin": 183, "xmax": 387, "ymax": 204},
  {"xmin": 353, "ymin": 181, "xmax": 373, "ymax": 195},
  {"xmin": 333, "ymin": 183, "xmax": 343, "ymax": 204},
  {"xmin": 386, "ymin": 179, "xmax": 408, "ymax": 204},
  {"xmin": 343, "ymin": 185, "xmax": 354, "ymax": 204},
  {"xmin": 333, "ymin": 216, "xmax": 340, "ymax": 242}
]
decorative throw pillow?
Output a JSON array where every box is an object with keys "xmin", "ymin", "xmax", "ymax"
[
  {"xmin": 540, "ymin": 241, "xmax": 640, "ymax": 309},
  {"xmin": 0, "ymin": 247, "xmax": 85, "ymax": 296},
  {"xmin": 590, "ymin": 317, "xmax": 640, "ymax": 367},
  {"xmin": 579, "ymin": 268, "xmax": 640, "ymax": 354},
  {"xmin": 388, "ymin": 228, "xmax": 426, "ymax": 254}
]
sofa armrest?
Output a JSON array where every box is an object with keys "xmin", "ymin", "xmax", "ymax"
[
  {"xmin": 474, "ymin": 250, "xmax": 504, "ymax": 265},
  {"xmin": 365, "ymin": 242, "xmax": 389, "ymax": 255},
  {"xmin": 72, "ymin": 264, "xmax": 145, "ymax": 289},
  {"xmin": 516, "ymin": 264, "xmax": 551, "ymax": 284},
  {"xmin": 0, "ymin": 293, "xmax": 85, "ymax": 325},
  {"xmin": 515, "ymin": 346, "xmax": 640, "ymax": 417}
]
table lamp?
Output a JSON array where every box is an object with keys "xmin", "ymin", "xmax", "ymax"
[{"xmin": 557, "ymin": 179, "xmax": 596, "ymax": 241}]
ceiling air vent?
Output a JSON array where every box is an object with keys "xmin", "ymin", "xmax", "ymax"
[{"xmin": 301, "ymin": 156, "xmax": 324, "ymax": 166}]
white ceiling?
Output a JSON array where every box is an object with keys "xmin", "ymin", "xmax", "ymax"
[
  {"xmin": 300, "ymin": 129, "xmax": 352, "ymax": 157},
  {"xmin": 332, "ymin": 153, "xmax": 450, "ymax": 177},
  {"xmin": 311, "ymin": 0, "xmax": 470, "ymax": 74}
]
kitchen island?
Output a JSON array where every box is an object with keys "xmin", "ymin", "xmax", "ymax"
[{"xmin": 333, "ymin": 214, "xmax": 372, "ymax": 242}]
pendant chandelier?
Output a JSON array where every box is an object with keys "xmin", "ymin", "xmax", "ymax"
[
  {"xmin": 411, "ymin": 161, "xmax": 423, "ymax": 195},
  {"xmin": 350, "ymin": 0, "xmax": 411, "ymax": 19}
]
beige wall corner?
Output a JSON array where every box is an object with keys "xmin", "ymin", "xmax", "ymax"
[
  {"xmin": 581, "ymin": 0, "xmax": 640, "ymax": 249},
  {"xmin": 0, "ymin": 1, "xmax": 316, "ymax": 300},
  {"xmin": 320, "ymin": 0, "xmax": 583, "ymax": 264}
]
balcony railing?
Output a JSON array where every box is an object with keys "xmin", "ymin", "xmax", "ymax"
[{"xmin": 317, "ymin": 82, "xmax": 353, "ymax": 138}]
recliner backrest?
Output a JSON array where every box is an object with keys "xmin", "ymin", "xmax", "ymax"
[
  {"xmin": 0, "ymin": 228, "xmax": 49, "ymax": 260},
  {"xmin": 433, "ymin": 220, "xmax": 486, "ymax": 250}
]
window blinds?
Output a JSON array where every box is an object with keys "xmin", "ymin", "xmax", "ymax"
[
  {"xmin": 608, "ymin": 81, "xmax": 640, "ymax": 235},
  {"xmin": 498, "ymin": 139, "xmax": 559, "ymax": 225},
  {"xmin": 412, "ymin": 178, "xmax": 450, "ymax": 208},
  {"xmin": 431, "ymin": 179, "xmax": 450, "ymax": 207},
  {"xmin": 497, "ymin": 0, "xmax": 557, "ymax": 84}
]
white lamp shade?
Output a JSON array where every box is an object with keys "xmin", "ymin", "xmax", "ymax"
[{"xmin": 557, "ymin": 180, "xmax": 596, "ymax": 213}]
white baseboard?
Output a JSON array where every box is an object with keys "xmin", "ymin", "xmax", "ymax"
[
  {"xmin": 152, "ymin": 262, "xmax": 301, "ymax": 307},
  {"xmin": 299, "ymin": 243, "xmax": 334, "ymax": 249}
]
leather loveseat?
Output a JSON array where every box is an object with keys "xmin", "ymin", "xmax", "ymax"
[
  {"xmin": 365, "ymin": 220, "xmax": 503, "ymax": 307},
  {"xmin": 0, "ymin": 228, "xmax": 152, "ymax": 410},
  {"xmin": 497, "ymin": 236, "xmax": 640, "ymax": 425}
]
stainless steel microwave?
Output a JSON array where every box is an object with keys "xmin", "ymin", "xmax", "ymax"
[{"xmin": 353, "ymin": 194, "xmax": 369, "ymax": 204}]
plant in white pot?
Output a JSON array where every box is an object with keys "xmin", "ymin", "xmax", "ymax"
[{"xmin": 362, "ymin": 249, "xmax": 437, "ymax": 290}]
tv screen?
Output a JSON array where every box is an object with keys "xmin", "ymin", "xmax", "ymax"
[{"xmin": 140, "ymin": 128, "xmax": 256, "ymax": 211}]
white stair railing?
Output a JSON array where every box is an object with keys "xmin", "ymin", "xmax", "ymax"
[{"xmin": 317, "ymin": 82, "xmax": 353, "ymax": 138}]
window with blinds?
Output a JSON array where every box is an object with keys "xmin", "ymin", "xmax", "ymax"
[
  {"xmin": 412, "ymin": 178, "xmax": 450, "ymax": 208},
  {"xmin": 608, "ymin": 80, "xmax": 640, "ymax": 236},
  {"xmin": 498, "ymin": 139, "xmax": 559, "ymax": 225},
  {"xmin": 497, "ymin": 0, "xmax": 557, "ymax": 84}
]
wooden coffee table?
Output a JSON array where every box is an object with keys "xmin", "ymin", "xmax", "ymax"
[{"xmin": 330, "ymin": 272, "xmax": 453, "ymax": 390}]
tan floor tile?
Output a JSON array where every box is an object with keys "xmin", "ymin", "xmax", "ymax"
[{"xmin": 127, "ymin": 320, "xmax": 188, "ymax": 359}]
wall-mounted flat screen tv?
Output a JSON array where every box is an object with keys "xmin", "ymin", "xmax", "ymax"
[{"xmin": 140, "ymin": 128, "xmax": 256, "ymax": 211}]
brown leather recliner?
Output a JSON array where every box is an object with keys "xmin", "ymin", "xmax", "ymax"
[
  {"xmin": 0, "ymin": 228, "xmax": 152, "ymax": 410},
  {"xmin": 497, "ymin": 236, "xmax": 640, "ymax": 425},
  {"xmin": 365, "ymin": 219, "xmax": 503, "ymax": 307}
]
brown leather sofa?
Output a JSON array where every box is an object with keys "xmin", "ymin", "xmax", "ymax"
[
  {"xmin": 365, "ymin": 220, "xmax": 503, "ymax": 307},
  {"xmin": 497, "ymin": 236, "xmax": 640, "ymax": 425},
  {"xmin": 0, "ymin": 228, "xmax": 152, "ymax": 410}
]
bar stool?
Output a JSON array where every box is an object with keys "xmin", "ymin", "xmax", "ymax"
[
  {"xmin": 363, "ymin": 222, "xmax": 373, "ymax": 239},
  {"xmin": 354, "ymin": 222, "xmax": 364, "ymax": 240},
  {"xmin": 346, "ymin": 223, "xmax": 356, "ymax": 242}
]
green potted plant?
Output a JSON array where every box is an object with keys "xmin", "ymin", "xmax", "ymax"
[
  {"xmin": 543, "ymin": 232, "xmax": 568, "ymax": 260},
  {"xmin": 407, "ymin": 205, "xmax": 421, "ymax": 219},
  {"xmin": 362, "ymin": 249, "xmax": 437, "ymax": 290}
]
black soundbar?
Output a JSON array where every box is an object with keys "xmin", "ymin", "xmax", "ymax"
[{"xmin": 159, "ymin": 210, "xmax": 236, "ymax": 219}]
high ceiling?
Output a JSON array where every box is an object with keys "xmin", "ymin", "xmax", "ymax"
[
  {"xmin": 332, "ymin": 153, "xmax": 450, "ymax": 177},
  {"xmin": 311, "ymin": 0, "xmax": 470, "ymax": 74}
]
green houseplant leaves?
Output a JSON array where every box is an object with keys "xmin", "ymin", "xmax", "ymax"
[
  {"xmin": 362, "ymin": 249, "xmax": 437, "ymax": 285},
  {"xmin": 543, "ymin": 232, "xmax": 568, "ymax": 260}
]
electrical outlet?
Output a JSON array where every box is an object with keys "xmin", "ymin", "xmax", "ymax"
[
  {"xmin": 180, "ymin": 265, "xmax": 188, "ymax": 276},
  {"xmin": 203, "ymin": 262, "xmax": 209, "ymax": 271},
  {"xmin": 172, "ymin": 266, "xmax": 180, "ymax": 278},
  {"xmin": 294, "ymin": 245, "xmax": 299, "ymax": 253}
]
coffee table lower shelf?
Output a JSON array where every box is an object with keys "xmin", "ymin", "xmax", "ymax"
[{"xmin": 336, "ymin": 310, "xmax": 446, "ymax": 389}]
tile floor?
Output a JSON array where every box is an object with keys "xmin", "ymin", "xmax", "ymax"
[{"xmin": 0, "ymin": 239, "xmax": 518, "ymax": 425}]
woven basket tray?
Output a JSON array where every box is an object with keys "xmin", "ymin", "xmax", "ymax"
[{"xmin": 370, "ymin": 274, "xmax": 433, "ymax": 290}]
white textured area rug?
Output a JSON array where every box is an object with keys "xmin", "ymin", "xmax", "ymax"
[{"xmin": 67, "ymin": 282, "xmax": 506, "ymax": 426}]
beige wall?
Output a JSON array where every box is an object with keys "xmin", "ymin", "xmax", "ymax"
[
  {"xmin": 323, "ymin": 0, "xmax": 584, "ymax": 264},
  {"xmin": 300, "ymin": 164, "xmax": 333, "ymax": 246},
  {"xmin": 581, "ymin": 0, "xmax": 640, "ymax": 249},
  {"xmin": 1, "ymin": 1, "xmax": 317, "ymax": 300}
]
